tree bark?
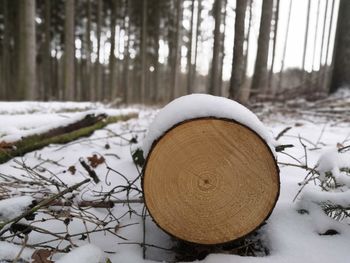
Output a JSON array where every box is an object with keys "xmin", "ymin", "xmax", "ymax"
[
  {"xmin": 277, "ymin": 0, "xmax": 292, "ymax": 91},
  {"xmin": 251, "ymin": 0, "xmax": 274, "ymax": 95},
  {"xmin": 64, "ymin": 0, "xmax": 75, "ymax": 100},
  {"xmin": 330, "ymin": 0, "xmax": 350, "ymax": 93},
  {"xmin": 186, "ymin": 0, "xmax": 195, "ymax": 95},
  {"xmin": 322, "ymin": 0, "xmax": 335, "ymax": 90},
  {"xmin": 169, "ymin": 0, "xmax": 182, "ymax": 101},
  {"xmin": 109, "ymin": 1, "xmax": 117, "ymax": 100},
  {"xmin": 301, "ymin": 0, "xmax": 311, "ymax": 89},
  {"xmin": 95, "ymin": 0, "xmax": 102, "ymax": 101},
  {"xmin": 43, "ymin": 0, "xmax": 51, "ymax": 100},
  {"xmin": 208, "ymin": 0, "xmax": 222, "ymax": 96},
  {"xmin": 229, "ymin": 0, "xmax": 248, "ymax": 101},
  {"xmin": 18, "ymin": 0, "xmax": 36, "ymax": 100},
  {"xmin": 86, "ymin": 0, "xmax": 92, "ymax": 100},
  {"xmin": 140, "ymin": 0, "xmax": 148, "ymax": 103},
  {"xmin": 193, "ymin": 0, "xmax": 202, "ymax": 91},
  {"xmin": 268, "ymin": 0, "xmax": 280, "ymax": 92}
]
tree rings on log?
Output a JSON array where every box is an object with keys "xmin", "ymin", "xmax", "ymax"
[{"xmin": 142, "ymin": 117, "xmax": 280, "ymax": 245}]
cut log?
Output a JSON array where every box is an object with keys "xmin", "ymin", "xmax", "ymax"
[{"xmin": 143, "ymin": 117, "xmax": 279, "ymax": 245}]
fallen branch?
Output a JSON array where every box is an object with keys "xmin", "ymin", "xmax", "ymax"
[
  {"xmin": 0, "ymin": 112, "xmax": 138, "ymax": 164},
  {"xmin": 0, "ymin": 179, "xmax": 91, "ymax": 235}
]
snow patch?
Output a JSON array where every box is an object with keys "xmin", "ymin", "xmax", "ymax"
[
  {"xmin": 0, "ymin": 196, "xmax": 33, "ymax": 222},
  {"xmin": 55, "ymin": 244, "xmax": 104, "ymax": 263},
  {"xmin": 0, "ymin": 241, "xmax": 33, "ymax": 262},
  {"xmin": 142, "ymin": 94, "xmax": 276, "ymax": 157}
]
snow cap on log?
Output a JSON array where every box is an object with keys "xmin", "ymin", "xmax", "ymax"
[
  {"xmin": 142, "ymin": 94, "xmax": 276, "ymax": 158},
  {"xmin": 142, "ymin": 94, "xmax": 280, "ymax": 245}
]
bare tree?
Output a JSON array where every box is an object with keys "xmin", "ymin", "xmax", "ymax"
[
  {"xmin": 186, "ymin": 0, "xmax": 195, "ymax": 94},
  {"xmin": 330, "ymin": 0, "xmax": 350, "ymax": 93},
  {"xmin": 251, "ymin": 0, "xmax": 274, "ymax": 95},
  {"xmin": 317, "ymin": 0, "xmax": 329, "ymax": 89},
  {"xmin": 322, "ymin": 0, "xmax": 336, "ymax": 90},
  {"xmin": 109, "ymin": 1, "xmax": 117, "ymax": 100},
  {"xmin": 229, "ymin": 0, "xmax": 248, "ymax": 101},
  {"xmin": 193, "ymin": 0, "xmax": 202, "ymax": 91},
  {"xmin": 18, "ymin": 0, "xmax": 36, "ymax": 100},
  {"xmin": 169, "ymin": 0, "xmax": 182, "ymax": 101},
  {"xmin": 268, "ymin": 0, "xmax": 280, "ymax": 91},
  {"xmin": 95, "ymin": 0, "xmax": 102, "ymax": 101},
  {"xmin": 277, "ymin": 0, "xmax": 292, "ymax": 91},
  {"xmin": 301, "ymin": 0, "xmax": 311, "ymax": 88},
  {"xmin": 208, "ymin": 0, "xmax": 223, "ymax": 96},
  {"xmin": 63, "ymin": 0, "xmax": 75, "ymax": 100},
  {"xmin": 140, "ymin": 0, "xmax": 148, "ymax": 102}
]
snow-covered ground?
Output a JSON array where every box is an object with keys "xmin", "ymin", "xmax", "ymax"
[{"xmin": 0, "ymin": 101, "xmax": 349, "ymax": 262}]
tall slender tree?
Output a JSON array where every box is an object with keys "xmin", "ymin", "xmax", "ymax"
[
  {"xmin": 330, "ymin": 0, "xmax": 350, "ymax": 93},
  {"xmin": 95, "ymin": 0, "xmax": 102, "ymax": 101},
  {"xmin": 251, "ymin": 0, "xmax": 274, "ymax": 95},
  {"xmin": 268, "ymin": 0, "xmax": 280, "ymax": 91},
  {"xmin": 18, "ymin": 0, "xmax": 36, "ymax": 100},
  {"xmin": 186, "ymin": 0, "xmax": 195, "ymax": 94},
  {"xmin": 64, "ymin": 0, "xmax": 75, "ymax": 100},
  {"xmin": 109, "ymin": 1, "xmax": 118, "ymax": 100},
  {"xmin": 208, "ymin": 0, "xmax": 222, "ymax": 96},
  {"xmin": 229, "ymin": 0, "xmax": 248, "ymax": 101},
  {"xmin": 140, "ymin": 0, "xmax": 148, "ymax": 103}
]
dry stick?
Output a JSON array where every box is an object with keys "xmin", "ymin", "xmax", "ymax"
[
  {"xmin": 275, "ymin": 126, "xmax": 292, "ymax": 141},
  {"xmin": 0, "ymin": 179, "xmax": 90, "ymax": 235},
  {"xmin": 13, "ymin": 234, "xmax": 28, "ymax": 263},
  {"xmin": 79, "ymin": 158, "xmax": 100, "ymax": 183}
]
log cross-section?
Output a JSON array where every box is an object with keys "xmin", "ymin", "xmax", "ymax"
[{"xmin": 142, "ymin": 118, "xmax": 279, "ymax": 245}]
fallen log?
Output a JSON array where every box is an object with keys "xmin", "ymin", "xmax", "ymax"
[
  {"xmin": 142, "ymin": 95, "xmax": 280, "ymax": 246},
  {"xmin": 0, "ymin": 112, "xmax": 138, "ymax": 164}
]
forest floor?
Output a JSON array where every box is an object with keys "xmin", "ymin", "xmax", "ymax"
[{"xmin": 0, "ymin": 91, "xmax": 349, "ymax": 263}]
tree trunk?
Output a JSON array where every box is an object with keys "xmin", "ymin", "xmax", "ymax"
[
  {"xmin": 250, "ymin": 0, "xmax": 274, "ymax": 95},
  {"xmin": 169, "ymin": 0, "xmax": 182, "ymax": 101},
  {"xmin": 268, "ymin": 0, "xmax": 280, "ymax": 92},
  {"xmin": 64, "ymin": 0, "xmax": 75, "ymax": 100},
  {"xmin": 193, "ymin": 0, "xmax": 202, "ymax": 91},
  {"xmin": 18, "ymin": 0, "xmax": 36, "ymax": 100},
  {"xmin": 317, "ymin": 0, "xmax": 329, "ymax": 89},
  {"xmin": 123, "ymin": 0, "xmax": 130, "ymax": 103},
  {"xmin": 43, "ymin": 0, "xmax": 51, "ymax": 100},
  {"xmin": 86, "ymin": 0, "xmax": 92, "ymax": 100},
  {"xmin": 2, "ymin": 1, "xmax": 10, "ymax": 99},
  {"xmin": 242, "ymin": 0, "xmax": 253, "ymax": 84},
  {"xmin": 228, "ymin": 0, "xmax": 248, "ymax": 101},
  {"xmin": 186, "ymin": 0, "xmax": 195, "ymax": 95},
  {"xmin": 140, "ymin": 0, "xmax": 147, "ymax": 103},
  {"xmin": 330, "ymin": 0, "xmax": 350, "ymax": 93},
  {"xmin": 277, "ymin": 0, "xmax": 292, "ymax": 91},
  {"xmin": 208, "ymin": 0, "xmax": 222, "ymax": 96},
  {"xmin": 217, "ymin": 0, "xmax": 227, "ymax": 96},
  {"xmin": 95, "ymin": 0, "xmax": 102, "ymax": 101},
  {"xmin": 109, "ymin": 1, "xmax": 117, "ymax": 100},
  {"xmin": 301, "ymin": 0, "xmax": 311, "ymax": 89},
  {"xmin": 322, "ymin": 0, "xmax": 335, "ymax": 90}
]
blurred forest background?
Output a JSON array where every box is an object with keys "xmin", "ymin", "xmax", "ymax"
[{"xmin": 0, "ymin": 0, "xmax": 349, "ymax": 104}]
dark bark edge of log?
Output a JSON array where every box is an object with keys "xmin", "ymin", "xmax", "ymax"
[{"xmin": 141, "ymin": 117, "xmax": 280, "ymax": 246}]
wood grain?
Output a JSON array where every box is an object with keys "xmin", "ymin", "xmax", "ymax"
[{"xmin": 143, "ymin": 118, "xmax": 279, "ymax": 245}]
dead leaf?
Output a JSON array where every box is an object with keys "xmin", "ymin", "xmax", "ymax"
[
  {"xmin": 0, "ymin": 141, "xmax": 14, "ymax": 149},
  {"xmin": 31, "ymin": 249, "xmax": 53, "ymax": 263},
  {"xmin": 68, "ymin": 165, "xmax": 76, "ymax": 175},
  {"xmin": 87, "ymin": 154, "xmax": 105, "ymax": 168},
  {"xmin": 337, "ymin": 143, "xmax": 344, "ymax": 149}
]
